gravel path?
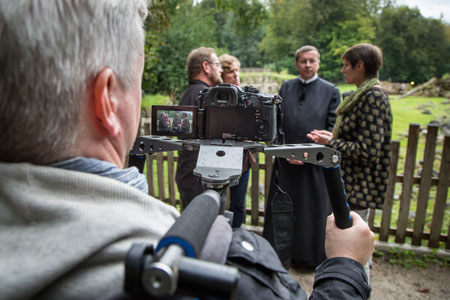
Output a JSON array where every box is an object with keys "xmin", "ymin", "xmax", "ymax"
[{"xmin": 290, "ymin": 259, "xmax": 450, "ymax": 299}]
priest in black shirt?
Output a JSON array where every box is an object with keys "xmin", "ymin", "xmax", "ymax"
[{"xmin": 263, "ymin": 45, "xmax": 341, "ymax": 268}]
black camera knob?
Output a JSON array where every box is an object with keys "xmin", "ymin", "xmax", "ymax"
[{"xmin": 256, "ymin": 120, "xmax": 270, "ymax": 135}]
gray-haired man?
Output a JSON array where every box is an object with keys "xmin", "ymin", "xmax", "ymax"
[{"xmin": 0, "ymin": 2, "xmax": 373, "ymax": 299}]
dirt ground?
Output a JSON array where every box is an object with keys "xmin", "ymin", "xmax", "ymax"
[{"xmin": 290, "ymin": 260, "xmax": 450, "ymax": 299}]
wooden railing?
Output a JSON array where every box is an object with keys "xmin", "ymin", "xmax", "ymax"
[{"xmin": 140, "ymin": 122, "xmax": 450, "ymax": 250}]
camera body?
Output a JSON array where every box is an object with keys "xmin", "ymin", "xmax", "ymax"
[{"xmin": 152, "ymin": 84, "xmax": 281, "ymax": 142}]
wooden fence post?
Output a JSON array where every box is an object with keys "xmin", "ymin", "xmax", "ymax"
[
  {"xmin": 156, "ymin": 152, "xmax": 165, "ymax": 201},
  {"xmin": 147, "ymin": 154, "xmax": 155, "ymax": 197},
  {"xmin": 379, "ymin": 140, "xmax": 400, "ymax": 241},
  {"xmin": 396, "ymin": 124, "xmax": 420, "ymax": 244},
  {"xmin": 429, "ymin": 135, "xmax": 450, "ymax": 248},
  {"xmin": 167, "ymin": 152, "xmax": 176, "ymax": 206},
  {"xmin": 251, "ymin": 154, "xmax": 260, "ymax": 225},
  {"xmin": 412, "ymin": 124, "xmax": 438, "ymax": 245}
]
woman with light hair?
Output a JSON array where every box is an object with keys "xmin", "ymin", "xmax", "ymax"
[
  {"xmin": 219, "ymin": 54, "xmax": 241, "ymax": 86},
  {"xmin": 218, "ymin": 54, "xmax": 251, "ymax": 228}
]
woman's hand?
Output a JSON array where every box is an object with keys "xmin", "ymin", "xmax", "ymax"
[
  {"xmin": 307, "ymin": 129, "xmax": 333, "ymax": 145},
  {"xmin": 287, "ymin": 158, "xmax": 304, "ymax": 165}
]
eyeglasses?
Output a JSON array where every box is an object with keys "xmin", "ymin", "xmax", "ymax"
[{"xmin": 207, "ymin": 61, "xmax": 222, "ymax": 68}]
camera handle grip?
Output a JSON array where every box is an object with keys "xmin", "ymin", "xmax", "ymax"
[
  {"xmin": 322, "ymin": 165, "xmax": 352, "ymax": 229},
  {"xmin": 156, "ymin": 189, "xmax": 223, "ymax": 258}
]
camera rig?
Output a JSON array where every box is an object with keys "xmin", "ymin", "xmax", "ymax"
[
  {"xmin": 151, "ymin": 84, "xmax": 282, "ymax": 142},
  {"xmin": 124, "ymin": 136, "xmax": 352, "ymax": 299}
]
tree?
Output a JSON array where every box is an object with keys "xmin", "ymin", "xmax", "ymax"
[
  {"xmin": 145, "ymin": 0, "xmax": 218, "ymax": 100},
  {"xmin": 144, "ymin": 0, "xmax": 268, "ymax": 99},
  {"xmin": 323, "ymin": 14, "xmax": 376, "ymax": 80},
  {"xmin": 202, "ymin": 0, "xmax": 268, "ymax": 67},
  {"xmin": 376, "ymin": 5, "xmax": 450, "ymax": 83},
  {"xmin": 259, "ymin": 0, "xmax": 315, "ymax": 73},
  {"xmin": 214, "ymin": 10, "xmax": 266, "ymax": 67},
  {"xmin": 260, "ymin": 0, "xmax": 383, "ymax": 80},
  {"xmin": 142, "ymin": 0, "xmax": 169, "ymax": 92}
]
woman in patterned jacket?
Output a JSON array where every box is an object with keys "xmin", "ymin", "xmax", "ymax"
[{"xmin": 307, "ymin": 43, "xmax": 392, "ymax": 281}]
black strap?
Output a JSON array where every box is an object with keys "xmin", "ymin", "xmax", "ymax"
[
  {"xmin": 275, "ymin": 98, "xmax": 285, "ymax": 145},
  {"xmin": 270, "ymin": 158, "xmax": 293, "ymax": 269}
]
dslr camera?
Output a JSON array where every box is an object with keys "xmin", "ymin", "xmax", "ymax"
[{"xmin": 151, "ymin": 83, "xmax": 282, "ymax": 142}]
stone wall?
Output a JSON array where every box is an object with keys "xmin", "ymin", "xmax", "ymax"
[{"xmin": 241, "ymin": 74, "xmax": 281, "ymax": 94}]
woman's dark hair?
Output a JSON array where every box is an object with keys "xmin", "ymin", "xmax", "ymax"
[{"xmin": 342, "ymin": 43, "xmax": 383, "ymax": 78}]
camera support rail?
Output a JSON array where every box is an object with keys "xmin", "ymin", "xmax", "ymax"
[
  {"xmin": 131, "ymin": 136, "xmax": 341, "ymax": 186},
  {"xmin": 131, "ymin": 135, "xmax": 352, "ymax": 230},
  {"xmin": 127, "ymin": 136, "xmax": 352, "ymax": 299}
]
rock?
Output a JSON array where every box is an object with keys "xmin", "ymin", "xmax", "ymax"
[{"xmin": 442, "ymin": 122, "xmax": 450, "ymax": 135}]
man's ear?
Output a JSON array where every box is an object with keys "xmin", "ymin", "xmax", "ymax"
[
  {"xmin": 202, "ymin": 60, "xmax": 210, "ymax": 75},
  {"xmin": 93, "ymin": 68, "xmax": 120, "ymax": 137}
]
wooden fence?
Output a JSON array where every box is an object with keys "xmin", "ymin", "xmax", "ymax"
[{"xmin": 139, "ymin": 122, "xmax": 450, "ymax": 250}]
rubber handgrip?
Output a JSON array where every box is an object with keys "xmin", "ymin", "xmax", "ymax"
[
  {"xmin": 128, "ymin": 154, "xmax": 146, "ymax": 173},
  {"xmin": 322, "ymin": 166, "xmax": 352, "ymax": 229},
  {"xmin": 156, "ymin": 190, "xmax": 221, "ymax": 257}
]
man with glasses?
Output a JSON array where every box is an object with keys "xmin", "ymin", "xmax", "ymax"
[
  {"xmin": 263, "ymin": 45, "xmax": 341, "ymax": 269},
  {"xmin": 175, "ymin": 47, "xmax": 223, "ymax": 209}
]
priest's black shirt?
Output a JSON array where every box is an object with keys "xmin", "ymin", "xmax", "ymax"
[{"xmin": 263, "ymin": 76, "xmax": 341, "ymax": 267}]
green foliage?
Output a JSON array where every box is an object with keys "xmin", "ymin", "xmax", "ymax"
[
  {"xmin": 142, "ymin": 1, "xmax": 169, "ymax": 92},
  {"xmin": 259, "ymin": 0, "xmax": 383, "ymax": 81},
  {"xmin": 144, "ymin": 0, "xmax": 268, "ymax": 99},
  {"xmin": 324, "ymin": 14, "xmax": 376, "ymax": 80},
  {"xmin": 376, "ymin": 6, "xmax": 450, "ymax": 83},
  {"xmin": 143, "ymin": 0, "xmax": 450, "ymax": 97},
  {"xmin": 145, "ymin": 0, "xmax": 218, "ymax": 101},
  {"xmin": 214, "ymin": 9, "xmax": 267, "ymax": 67},
  {"xmin": 382, "ymin": 247, "xmax": 448, "ymax": 269},
  {"xmin": 141, "ymin": 94, "xmax": 171, "ymax": 108},
  {"xmin": 259, "ymin": 0, "xmax": 315, "ymax": 71},
  {"xmin": 373, "ymin": 249, "xmax": 385, "ymax": 258},
  {"xmin": 214, "ymin": 0, "xmax": 267, "ymax": 36}
]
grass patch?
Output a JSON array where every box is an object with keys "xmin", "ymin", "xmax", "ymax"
[
  {"xmin": 373, "ymin": 247, "xmax": 450, "ymax": 269},
  {"xmin": 389, "ymin": 96, "xmax": 448, "ymax": 141},
  {"xmin": 141, "ymin": 93, "xmax": 173, "ymax": 109}
]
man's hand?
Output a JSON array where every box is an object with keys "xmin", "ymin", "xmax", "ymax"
[{"xmin": 325, "ymin": 212, "xmax": 375, "ymax": 266}]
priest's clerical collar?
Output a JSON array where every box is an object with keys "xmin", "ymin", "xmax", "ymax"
[{"xmin": 299, "ymin": 74, "xmax": 318, "ymax": 84}]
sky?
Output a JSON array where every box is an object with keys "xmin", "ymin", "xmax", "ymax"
[{"xmin": 397, "ymin": 0, "xmax": 450, "ymax": 23}]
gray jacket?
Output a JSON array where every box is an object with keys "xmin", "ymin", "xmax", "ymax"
[{"xmin": 0, "ymin": 162, "xmax": 179, "ymax": 300}]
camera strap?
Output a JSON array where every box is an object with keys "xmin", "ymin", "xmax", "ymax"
[
  {"xmin": 275, "ymin": 100, "xmax": 285, "ymax": 145},
  {"xmin": 270, "ymin": 157, "xmax": 293, "ymax": 269}
]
